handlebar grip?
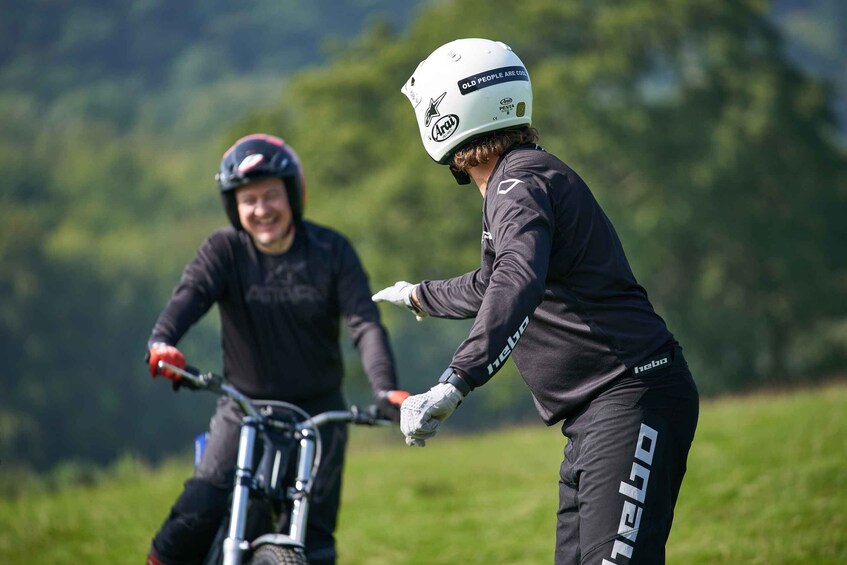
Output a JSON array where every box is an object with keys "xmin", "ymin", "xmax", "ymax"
[
  {"xmin": 157, "ymin": 362, "xmax": 213, "ymax": 389},
  {"xmin": 350, "ymin": 405, "xmax": 393, "ymax": 426},
  {"xmin": 350, "ymin": 406, "xmax": 373, "ymax": 425}
]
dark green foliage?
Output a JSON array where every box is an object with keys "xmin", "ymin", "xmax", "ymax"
[
  {"xmin": 0, "ymin": 1, "xmax": 425, "ymax": 471},
  {"xmin": 1, "ymin": 0, "xmax": 845, "ymax": 471},
  {"xmin": 245, "ymin": 0, "xmax": 847, "ymax": 396}
]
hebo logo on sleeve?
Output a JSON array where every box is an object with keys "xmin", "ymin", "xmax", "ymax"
[{"xmin": 486, "ymin": 316, "xmax": 529, "ymax": 375}]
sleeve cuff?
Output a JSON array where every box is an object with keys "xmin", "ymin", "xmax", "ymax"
[{"xmin": 438, "ymin": 367, "xmax": 472, "ymax": 396}]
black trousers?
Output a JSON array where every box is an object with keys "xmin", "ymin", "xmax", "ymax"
[
  {"xmin": 151, "ymin": 395, "xmax": 348, "ymax": 565},
  {"xmin": 556, "ymin": 348, "xmax": 699, "ymax": 564}
]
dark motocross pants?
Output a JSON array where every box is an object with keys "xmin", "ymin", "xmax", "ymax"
[
  {"xmin": 150, "ymin": 395, "xmax": 348, "ymax": 565},
  {"xmin": 557, "ymin": 347, "xmax": 699, "ymax": 564}
]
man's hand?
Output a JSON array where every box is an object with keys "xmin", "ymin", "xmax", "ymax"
[
  {"xmin": 400, "ymin": 382, "xmax": 464, "ymax": 447},
  {"xmin": 376, "ymin": 390, "xmax": 411, "ymax": 423},
  {"xmin": 147, "ymin": 343, "xmax": 186, "ymax": 381},
  {"xmin": 372, "ymin": 281, "xmax": 427, "ymax": 321}
]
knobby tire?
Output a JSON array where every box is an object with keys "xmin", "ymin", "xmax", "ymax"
[{"xmin": 249, "ymin": 544, "xmax": 309, "ymax": 565}]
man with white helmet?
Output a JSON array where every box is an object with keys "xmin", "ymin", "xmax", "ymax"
[{"xmin": 373, "ymin": 39, "xmax": 699, "ymax": 564}]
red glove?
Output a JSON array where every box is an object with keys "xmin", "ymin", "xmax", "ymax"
[
  {"xmin": 377, "ymin": 390, "xmax": 411, "ymax": 423},
  {"xmin": 147, "ymin": 343, "xmax": 186, "ymax": 381}
]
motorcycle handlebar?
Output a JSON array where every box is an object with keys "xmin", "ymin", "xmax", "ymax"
[
  {"xmin": 306, "ymin": 406, "xmax": 392, "ymax": 428},
  {"xmin": 156, "ymin": 361, "xmax": 394, "ymax": 428}
]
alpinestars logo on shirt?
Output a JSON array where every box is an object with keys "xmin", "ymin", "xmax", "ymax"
[
  {"xmin": 246, "ymin": 261, "xmax": 323, "ymax": 304},
  {"xmin": 496, "ymin": 178, "xmax": 524, "ymax": 194}
]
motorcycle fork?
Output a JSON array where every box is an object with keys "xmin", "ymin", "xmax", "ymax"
[
  {"xmin": 287, "ymin": 428, "xmax": 316, "ymax": 544},
  {"xmin": 223, "ymin": 417, "xmax": 260, "ymax": 565}
]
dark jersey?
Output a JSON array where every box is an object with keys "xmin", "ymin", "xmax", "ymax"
[
  {"xmin": 417, "ymin": 146, "xmax": 674, "ymax": 424},
  {"xmin": 150, "ymin": 221, "xmax": 397, "ymax": 403}
]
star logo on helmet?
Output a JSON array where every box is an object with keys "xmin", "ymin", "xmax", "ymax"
[{"xmin": 424, "ymin": 92, "xmax": 447, "ymax": 127}]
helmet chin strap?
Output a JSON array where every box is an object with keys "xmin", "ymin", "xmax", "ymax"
[{"xmin": 450, "ymin": 168, "xmax": 471, "ymax": 185}]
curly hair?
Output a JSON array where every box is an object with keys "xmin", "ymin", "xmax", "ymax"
[{"xmin": 450, "ymin": 126, "xmax": 539, "ymax": 173}]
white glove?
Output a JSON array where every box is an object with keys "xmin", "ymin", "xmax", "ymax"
[
  {"xmin": 372, "ymin": 281, "xmax": 427, "ymax": 321},
  {"xmin": 400, "ymin": 383, "xmax": 464, "ymax": 447}
]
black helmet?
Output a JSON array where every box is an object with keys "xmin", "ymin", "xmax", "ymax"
[{"xmin": 216, "ymin": 134, "xmax": 307, "ymax": 229}]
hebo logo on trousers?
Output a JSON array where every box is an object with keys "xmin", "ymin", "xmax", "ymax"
[
  {"xmin": 603, "ymin": 423, "xmax": 659, "ymax": 565},
  {"xmin": 486, "ymin": 316, "xmax": 529, "ymax": 375}
]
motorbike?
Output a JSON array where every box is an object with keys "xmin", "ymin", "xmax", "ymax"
[{"xmin": 157, "ymin": 361, "xmax": 394, "ymax": 565}]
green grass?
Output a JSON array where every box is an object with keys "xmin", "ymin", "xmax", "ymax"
[{"xmin": 1, "ymin": 382, "xmax": 845, "ymax": 564}]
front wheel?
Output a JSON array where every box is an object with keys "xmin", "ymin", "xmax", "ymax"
[{"xmin": 249, "ymin": 544, "xmax": 308, "ymax": 565}]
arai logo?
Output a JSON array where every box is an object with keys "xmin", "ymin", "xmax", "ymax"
[{"xmin": 431, "ymin": 114, "xmax": 460, "ymax": 142}]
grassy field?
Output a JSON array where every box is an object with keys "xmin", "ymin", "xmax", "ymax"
[{"xmin": 1, "ymin": 382, "xmax": 844, "ymax": 564}]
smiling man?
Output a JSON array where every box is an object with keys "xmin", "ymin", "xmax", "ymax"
[
  {"xmin": 144, "ymin": 134, "xmax": 407, "ymax": 565},
  {"xmin": 234, "ymin": 176, "xmax": 295, "ymax": 253}
]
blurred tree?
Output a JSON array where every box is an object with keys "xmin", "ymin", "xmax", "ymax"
[
  {"xmin": 0, "ymin": 1, "xmax": 426, "ymax": 471},
  {"xmin": 1, "ymin": 0, "xmax": 845, "ymax": 472},
  {"xmin": 244, "ymin": 0, "xmax": 847, "ymax": 397},
  {"xmin": 774, "ymin": 0, "xmax": 847, "ymax": 142}
]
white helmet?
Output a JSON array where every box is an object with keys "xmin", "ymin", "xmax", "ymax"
[{"xmin": 401, "ymin": 38, "xmax": 533, "ymax": 164}]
